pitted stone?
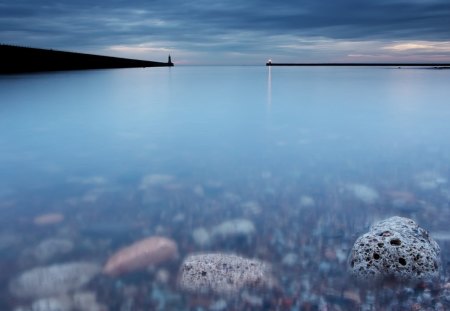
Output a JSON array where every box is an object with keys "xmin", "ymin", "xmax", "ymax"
[
  {"xmin": 348, "ymin": 216, "xmax": 440, "ymax": 283},
  {"xmin": 178, "ymin": 253, "xmax": 275, "ymax": 296}
]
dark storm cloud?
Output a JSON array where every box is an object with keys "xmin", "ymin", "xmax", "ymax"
[{"xmin": 1, "ymin": 0, "xmax": 449, "ymax": 63}]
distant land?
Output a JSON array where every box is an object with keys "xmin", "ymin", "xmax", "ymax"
[
  {"xmin": 266, "ymin": 60, "xmax": 450, "ymax": 68},
  {"xmin": 0, "ymin": 44, "xmax": 173, "ymax": 74}
]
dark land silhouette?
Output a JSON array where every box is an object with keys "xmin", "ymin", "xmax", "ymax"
[
  {"xmin": 266, "ymin": 60, "xmax": 450, "ymax": 68},
  {"xmin": 0, "ymin": 44, "xmax": 173, "ymax": 74}
]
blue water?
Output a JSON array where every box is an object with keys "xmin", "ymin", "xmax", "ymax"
[{"xmin": 1, "ymin": 66, "xmax": 450, "ymax": 309}]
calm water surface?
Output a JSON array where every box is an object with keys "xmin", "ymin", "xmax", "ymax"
[{"xmin": 1, "ymin": 66, "xmax": 450, "ymax": 310}]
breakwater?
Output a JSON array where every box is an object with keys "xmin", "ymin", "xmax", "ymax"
[
  {"xmin": 0, "ymin": 44, "xmax": 173, "ymax": 74},
  {"xmin": 266, "ymin": 61, "xmax": 450, "ymax": 67}
]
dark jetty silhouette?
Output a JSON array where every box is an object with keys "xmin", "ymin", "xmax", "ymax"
[
  {"xmin": 0, "ymin": 44, "xmax": 173, "ymax": 74},
  {"xmin": 266, "ymin": 60, "xmax": 450, "ymax": 68}
]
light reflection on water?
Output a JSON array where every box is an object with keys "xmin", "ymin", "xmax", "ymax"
[{"xmin": 0, "ymin": 66, "xmax": 450, "ymax": 309}]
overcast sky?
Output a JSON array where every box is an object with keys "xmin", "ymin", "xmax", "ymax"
[{"xmin": 1, "ymin": 0, "xmax": 450, "ymax": 64}]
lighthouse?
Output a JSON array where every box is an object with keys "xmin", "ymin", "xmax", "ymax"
[{"xmin": 168, "ymin": 54, "xmax": 174, "ymax": 66}]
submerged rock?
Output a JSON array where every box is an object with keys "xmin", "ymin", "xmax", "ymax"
[
  {"xmin": 103, "ymin": 236, "xmax": 178, "ymax": 276},
  {"xmin": 414, "ymin": 171, "xmax": 447, "ymax": 190},
  {"xmin": 33, "ymin": 238, "xmax": 74, "ymax": 262},
  {"xmin": 192, "ymin": 227, "xmax": 211, "ymax": 247},
  {"xmin": 299, "ymin": 195, "xmax": 315, "ymax": 207},
  {"xmin": 9, "ymin": 262, "xmax": 101, "ymax": 299},
  {"xmin": 241, "ymin": 201, "xmax": 262, "ymax": 215},
  {"xmin": 33, "ymin": 213, "xmax": 64, "ymax": 226},
  {"xmin": 71, "ymin": 291, "xmax": 106, "ymax": 311},
  {"xmin": 178, "ymin": 253, "xmax": 276, "ymax": 296},
  {"xmin": 30, "ymin": 296, "xmax": 72, "ymax": 311},
  {"xmin": 281, "ymin": 253, "xmax": 298, "ymax": 267},
  {"xmin": 348, "ymin": 216, "xmax": 440, "ymax": 283},
  {"xmin": 139, "ymin": 174, "xmax": 174, "ymax": 189},
  {"xmin": 210, "ymin": 219, "xmax": 256, "ymax": 239},
  {"xmin": 346, "ymin": 184, "xmax": 379, "ymax": 204},
  {"xmin": 14, "ymin": 291, "xmax": 105, "ymax": 311}
]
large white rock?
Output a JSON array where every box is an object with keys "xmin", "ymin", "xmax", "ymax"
[
  {"xmin": 9, "ymin": 262, "xmax": 101, "ymax": 299},
  {"xmin": 178, "ymin": 253, "xmax": 276, "ymax": 296},
  {"xmin": 348, "ymin": 217, "xmax": 440, "ymax": 283}
]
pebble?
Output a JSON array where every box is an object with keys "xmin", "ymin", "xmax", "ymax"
[
  {"xmin": 210, "ymin": 219, "xmax": 256, "ymax": 239},
  {"xmin": 139, "ymin": 174, "xmax": 174, "ymax": 189},
  {"xmin": 241, "ymin": 291, "xmax": 264, "ymax": 307},
  {"xmin": 30, "ymin": 296, "xmax": 72, "ymax": 311},
  {"xmin": 299, "ymin": 195, "xmax": 315, "ymax": 207},
  {"xmin": 103, "ymin": 236, "xmax": 178, "ymax": 276},
  {"xmin": 281, "ymin": 253, "xmax": 298, "ymax": 267},
  {"xmin": 414, "ymin": 171, "xmax": 447, "ymax": 190},
  {"xmin": 9, "ymin": 262, "xmax": 101, "ymax": 299},
  {"xmin": 209, "ymin": 299, "xmax": 227, "ymax": 311},
  {"xmin": 192, "ymin": 227, "xmax": 211, "ymax": 247},
  {"xmin": 33, "ymin": 213, "xmax": 64, "ymax": 226},
  {"xmin": 33, "ymin": 238, "xmax": 74, "ymax": 262},
  {"xmin": 345, "ymin": 184, "xmax": 379, "ymax": 204}
]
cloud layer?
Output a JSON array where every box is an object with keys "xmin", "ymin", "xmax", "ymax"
[{"xmin": 1, "ymin": 0, "xmax": 450, "ymax": 64}]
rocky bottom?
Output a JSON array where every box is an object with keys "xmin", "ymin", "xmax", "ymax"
[{"xmin": 1, "ymin": 173, "xmax": 450, "ymax": 310}]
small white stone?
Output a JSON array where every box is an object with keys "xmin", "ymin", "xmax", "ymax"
[
  {"xmin": 346, "ymin": 184, "xmax": 379, "ymax": 204},
  {"xmin": 282, "ymin": 253, "xmax": 298, "ymax": 267},
  {"xmin": 31, "ymin": 296, "xmax": 72, "ymax": 311},
  {"xmin": 33, "ymin": 238, "xmax": 74, "ymax": 262},
  {"xmin": 299, "ymin": 195, "xmax": 315, "ymax": 207},
  {"xmin": 241, "ymin": 291, "xmax": 263, "ymax": 307},
  {"xmin": 209, "ymin": 299, "xmax": 227, "ymax": 311},
  {"xmin": 241, "ymin": 201, "xmax": 262, "ymax": 215},
  {"xmin": 193, "ymin": 185, "xmax": 205, "ymax": 196},
  {"xmin": 211, "ymin": 219, "xmax": 255, "ymax": 239},
  {"xmin": 192, "ymin": 227, "xmax": 211, "ymax": 247},
  {"xmin": 415, "ymin": 171, "xmax": 447, "ymax": 190},
  {"xmin": 140, "ymin": 174, "xmax": 174, "ymax": 189},
  {"xmin": 155, "ymin": 268, "xmax": 170, "ymax": 284},
  {"xmin": 72, "ymin": 291, "xmax": 105, "ymax": 311}
]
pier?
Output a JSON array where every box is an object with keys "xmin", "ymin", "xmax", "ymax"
[
  {"xmin": 0, "ymin": 44, "xmax": 174, "ymax": 74},
  {"xmin": 266, "ymin": 60, "xmax": 450, "ymax": 68}
]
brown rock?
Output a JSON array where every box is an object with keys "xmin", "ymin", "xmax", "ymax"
[
  {"xmin": 33, "ymin": 213, "xmax": 64, "ymax": 226},
  {"xmin": 103, "ymin": 236, "xmax": 178, "ymax": 276}
]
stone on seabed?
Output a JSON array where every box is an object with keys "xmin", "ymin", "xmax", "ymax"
[
  {"xmin": 178, "ymin": 253, "xmax": 276, "ymax": 296},
  {"xmin": 192, "ymin": 227, "xmax": 211, "ymax": 247},
  {"xmin": 33, "ymin": 213, "xmax": 64, "ymax": 226},
  {"xmin": 346, "ymin": 184, "xmax": 379, "ymax": 204},
  {"xmin": 33, "ymin": 238, "xmax": 74, "ymax": 262},
  {"xmin": 210, "ymin": 219, "xmax": 255, "ymax": 239},
  {"xmin": 103, "ymin": 236, "xmax": 178, "ymax": 276},
  {"xmin": 348, "ymin": 216, "xmax": 440, "ymax": 283},
  {"xmin": 30, "ymin": 296, "xmax": 72, "ymax": 311},
  {"xmin": 9, "ymin": 262, "xmax": 101, "ymax": 299}
]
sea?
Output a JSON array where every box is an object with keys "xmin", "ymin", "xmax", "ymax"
[{"xmin": 0, "ymin": 66, "xmax": 450, "ymax": 310}]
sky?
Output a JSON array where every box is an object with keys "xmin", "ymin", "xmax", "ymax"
[{"xmin": 1, "ymin": 0, "xmax": 450, "ymax": 65}]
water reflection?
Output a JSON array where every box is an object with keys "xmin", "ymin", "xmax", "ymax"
[{"xmin": 267, "ymin": 65, "xmax": 272, "ymax": 108}]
